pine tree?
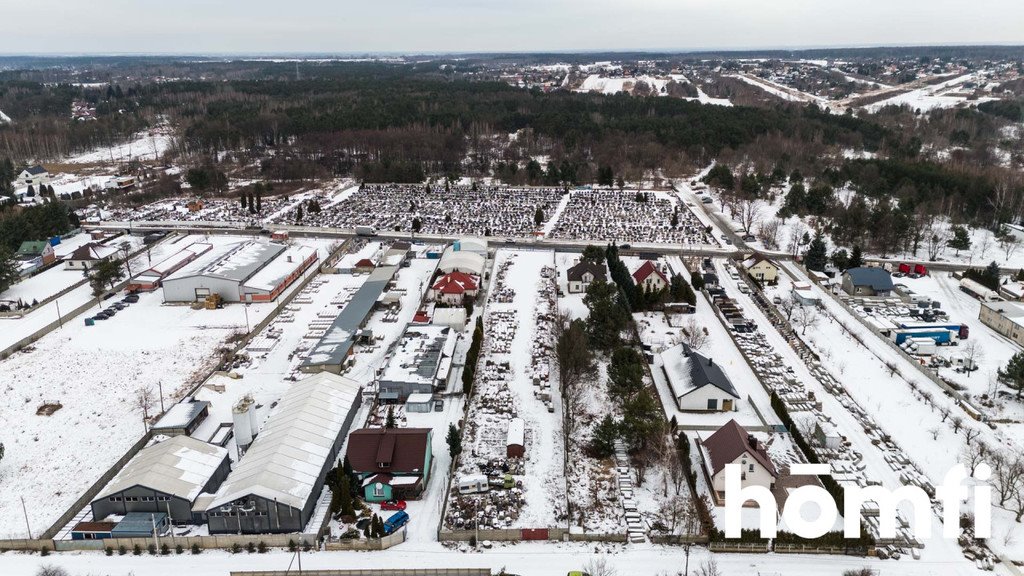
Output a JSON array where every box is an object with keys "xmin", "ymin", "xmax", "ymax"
[
  {"xmin": 0, "ymin": 246, "xmax": 19, "ymax": 293},
  {"xmin": 256, "ymin": 192, "xmax": 262, "ymax": 213},
  {"xmin": 295, "ymin": 205, "xmax": 303, "ymax": 222},
  {"xmin": 831, "ymin": 248, "xmax": 849, "ymax": 271},
  {"xmin": 588, "ymin": 415, "xmax": 618, "ymax": 458},
  {"xmin": 339, "ymin": 479, "xmax": 354, "ymax": 517},
  {"xmin": 411, "ymin": 217, "xmax": 422, "ymax": 233},
  {"xmin": 998, "ymin": 352, "xmax": 1024, "ymax": 399},
  {"xmin": 848, "ymin": 244, "xmax": 863, "ymax": 269},
  {"xmin": 804, "ymin": 233, "xmax": 828, "ymax": 272},
  {"xmin": 948, "ymin": 225, "xmax": 971, "ymax": 256},
  {"xmin": 446, "ymin": 424, "xmax": 462, "ymax": 459},
  {"xmin": 239, "ymin": 193, "xmax": 246, "ymax": 210},
  {"xmin": 534, "ymin": 207, "xmax": 544, "ymax": 227},
  {"xmin": 385, "ymin": 406, "xmax": 396, "ymax": 428}
]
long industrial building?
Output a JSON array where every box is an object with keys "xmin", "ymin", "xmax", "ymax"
[
  {"xmin": 205, "ymin": 372, "xmax": 363, "ymax": 534},
  {"xmin": 91, "ymin": 435, "xmax": 231, "ymax": 525},
  {"xmin": 300, "ymin": 246, "xmax": 407, "ymax": 373},
  {"xmin": 161, "ymin": 240, "xmax": 317, "ymax": 303}
]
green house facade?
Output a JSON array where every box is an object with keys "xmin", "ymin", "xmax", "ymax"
[{"xmin": 346, "ymin": 428, "xmax": 432, "ymax": 502}]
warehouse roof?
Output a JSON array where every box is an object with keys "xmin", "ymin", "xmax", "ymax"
[
  {"xmin": 844, "ymin": 267, "xmax": 894, "ymax": 291},
  {"xmin": 302, "ymin": 254, "xmax": 403, "ymax": 369},
  {"xmin": 206, "ymin": 372, "xmax": 362, "ymax": 512},
  {"xmin": 95, "ymin": 436, "xmax": 228, "ymax": 503},
  {"xmin": 379, "ymin": 325, "xmax": 456, "ymax": 386},
  {"xmin": 151, "ymin": 401, "xmax": 210, "ymax": 432},
  {"xmin": 438, "ymin": 248, "xmax": 484, "ymax": 275},
  {"xmin": 167, "ymin": 240, "xmax": 284, "ymax": 284}
]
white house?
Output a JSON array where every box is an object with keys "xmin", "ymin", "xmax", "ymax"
[
  {"xmin": 633, "ymin": 260, "xmax": 668, "ymax": 292},
  {"xmin": 64, "ymin": 242, "xmax": 119, "ymax": 270},
  {"xmin": 660, "ymin": 343, "xmax": 741, "ymax": 412},
  {"xmin": 700, "ymin": 419, "xmax": 778, "ymax": 502},
  {"xmin": 566, "ymin": 260, "xmax": 607, "ymax": 294},
  {"xmin": 741, "ymin": 255, "xmax": 780, "ymax": 284},
  {"xmin": 16, "ymin": 165, "xmax": 51, "ymax": 188}
]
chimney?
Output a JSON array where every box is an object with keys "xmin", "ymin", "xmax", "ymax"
[
  {"xmin": 748, "ymin": 434, "xmax": 757, "ymax": 449},
  {"xmin": 708, "ymin": 357, "xmax": 713, "ymax": 367}
]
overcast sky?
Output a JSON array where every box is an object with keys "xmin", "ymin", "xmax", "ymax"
[{"xmin": 3, "ymin": 0, "xmax": 1023, "ymax": 54}]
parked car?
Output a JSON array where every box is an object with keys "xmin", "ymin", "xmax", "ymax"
[
  {"xmin": 93, "ymin": 312, "xmax": 109, "ymax": 320},
  {"xmin": 380, "ymin": 500, "xmax": 407, "ymax": 511},
  {"xmin": 433, "ymin": 399, "xmax": 444, "ymax": 412},
  {"xmin": 123, "ymin": 293, "xmax": 140, "ymax": 303},
  {"xmin": 382, "ymin": 511, "xmax": 410, "ymax": 534}
]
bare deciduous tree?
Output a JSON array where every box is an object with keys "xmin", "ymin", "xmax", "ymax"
[
  {"xmin": 135, "ymin": 385, "xmax": 155, "ymax": 433},
  {"xmin": 777, "ymin": 294, "xmax": 798, "ymax": 322},
  {"xmin": 757, "ymin": 218, "xmax": 782, "ymax": 250},
  {"xmin": 678, "ymin": 318, "xmax": 710, "ymax": 351},
  {"xmin": 793, "ymin": 305, "xmax": 820, "ymax": 336},
  {"xmin": 695, "ymin": 558, "xmax": 722, "ymax": 576},
  {"xmin": 583, "ymin": 556, "xmax": 617, "ymax": 576},
  {"xmin": 961, "ymin": 340, "xmax": 984, "ymax": 377}
]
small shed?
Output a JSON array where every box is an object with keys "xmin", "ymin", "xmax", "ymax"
[
  {"xmin": 150, "ymin": 401, "xmax": 211, "ymax": 436},
  {"xmin": 814, "ymin": 421, "xmax": 843, "ymax": 451},
  {"xmin": 71, "ymin": 521, "xmax": 115, "ymax": 541},
  {"xmin": 405, "ymin": 393, "xmax": 434, "ymax": 414},
  {"xmin": 506, "ymin": 417, "xmax": 525, "ymax": 458}
]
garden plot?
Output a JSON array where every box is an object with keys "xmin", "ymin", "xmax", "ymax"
[
  {"xmin": 766, "ymin": 263, "xmax": 1023, "ymax": 561},
  {"xmin": 548, "ymin": 189, "xmax": 716, "ymax": 246},
  {"xmin": 283, "ymin": 183, "xmax": 565, "ymax": 237},
  {"xmin": 446, "ymin": 249, "xmax": 566, "ymax": 531}
]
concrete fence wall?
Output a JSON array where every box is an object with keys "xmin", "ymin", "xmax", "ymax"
[
  {"xmin": 231, "ymin": 565, "xmax": 491, "ymax": 569},
  {"xmin": 0, "ymin": 538, "xmax": 53, "ymax": 551},
  {"xmin": 54, "ymin": 532, "xmax": 317, "ymax": 553},
  {"xmin": 324, "ymin": 530, "xmax": 405, "ymax": 551},
  {"xmin": 437, "ymin": 527, "xmax": 623, "ymax": 543}
]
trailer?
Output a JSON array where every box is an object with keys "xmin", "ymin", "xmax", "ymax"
[
  {"xmin": 355, "ymin": 225, "xmax": 378, "ymax": 237},
  {"xmin": 913, "ymin": 263, "xmax": 928, "ymax": 276},
  {"xmin": 892, "ymin": 328, "xmax": 958, "ymax": 346},
  {"xmin": 959, "ymin": 278, "xmax": 1001, "ymax": 302},
  {"xmin": 897, "ymin": 321, "xmax": 969, "ymax": 339}
]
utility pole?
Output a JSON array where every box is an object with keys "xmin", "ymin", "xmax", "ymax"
[
  {"xmin": 157, "ymin": 380, "xmax": 165, "ymax": 413},
  {"xmin": 21, "ymin": 496, "xmax": 32, "ymax": 539},
  {"xmin": 55, "ymin": 299, "xmax": 63, "ymax": 329}
]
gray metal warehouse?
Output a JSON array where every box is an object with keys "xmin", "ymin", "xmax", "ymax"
[
  {"xmin": 205, "ymin": 372, "xmax": 363, "ymax": 534},
  {"xmin": 90, "ymin": 435, "xmax": 231, "ymax": 525},
  {"xmin": 161, "ymin": 240, "xmax": 314, "ymax": 303}
]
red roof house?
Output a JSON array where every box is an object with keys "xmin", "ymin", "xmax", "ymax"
[
  {"xmin": 633, "ymin": 260, "xmax": 668, "ymax": 291},
  {"xmin": 700, "ymin": 419, "xmax": 778, "ymax": 501},
  {"xmin": 430, "ymin": 271, "xmax": 479, "ymax": 304}
]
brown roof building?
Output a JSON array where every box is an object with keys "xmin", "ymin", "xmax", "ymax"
[{"xmin": 346, "ymin": 428, "xmax": 433, "ymax": 502}]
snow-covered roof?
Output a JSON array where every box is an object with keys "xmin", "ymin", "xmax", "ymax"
[
  {"xmin": 506, "ymin": 417, "xmax": 525, "ymax": 447},
  {"xmin": 405, "ymin": 393, "xmax": 434, "ymax": 405},
  {"xmin": 95, "ymin": 435, "xmax": 228, "ymax": 503},
  {"xmin": 660, "ymin": 343, "xmax": 739, "ymax": 400},
  {"xmin": 151, "ymin": 401, "xmax": 210, "ymax": 431},
  {"xmin": 206, "ymin": 372, "xmax": 362, "ymax": 512},
  {"xmin": 438, "ymin": 248, "xmax": 485, "ymax": 275},
  {"xmin": 167, "ymin": 240, "xmax": 284, "ymax": 284},
  {"xmin": 379, "ymin": 325, "xmax": 456, "ymax": 386},
  {"xmin": 242, "ymin": 244, "xmax": 317, "ymax": 293}
]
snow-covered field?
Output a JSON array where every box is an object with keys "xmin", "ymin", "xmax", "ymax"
[
  {"xmin": 0, "ymin": 234, "xmax": 332, "ymax": 539},
  {"xmin": 62, "ymin": 125, "xmax": 175, "ymax": 164},
  {"xmin": 863, "ymin": 72, "xmax": 994, "ymax": 113}
]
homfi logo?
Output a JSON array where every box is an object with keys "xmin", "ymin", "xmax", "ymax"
[{"xmin": 723, "ymin": 463, "xmax": 992, "ymax": 539}]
